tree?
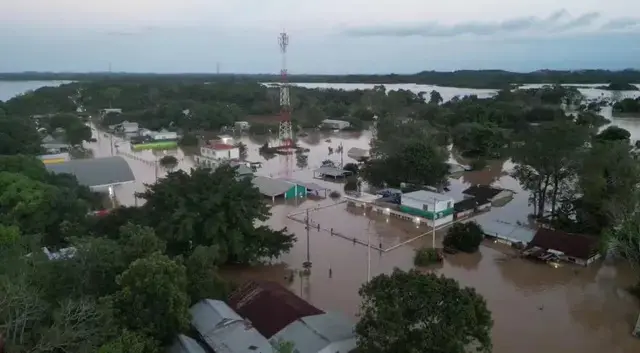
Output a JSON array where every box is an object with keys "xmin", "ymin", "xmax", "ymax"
[
  {"xmin": 159, "ymin": 155, "xmax": 179, "ymax": 171},
  {"xmin": 184, "ymin": 245, "xmax": 229, "ymax": 304},
  {"xmin": 0, "ymin": 115, "xmax": 42, "ymax": 155},
  {"xmin": 357, "ymin": 269, "xmax": 492, "ymax": 353},
  {"xmin": 137, "ymin": 166, "xmax": 295, "ymax": 262},
  {"xmin": 511, "ymin": 120, "xmax": 588, "ymax": 218},
  {"xmin": 112, "ymin": 253, "xmax": 190, "ymax": 344},
  {"xmin": 363, "ymin": 137, "xmax": 449, "ymax": 189},
  {"xmin": 442, "ymin": 222, "xmax": 484, "ymax": 253},
  {"xmin": 451, "ymin": 122, "xmax": 507, "ymax": 158},
  {"xmin": 595, "ymin": 125, "xmax": 631, "ymax": 142},
  {"xmin": 428, "ymin": 90, "xmax": 443, "ymax": 105},
  {"xmin": 343, "ymin": 162, "xmax": 359, "ymax": 175},
  {"xmin": 98, "ymin": 330, "xmax": 159, "ymax": 353},
  {"xmin": 118, "ymin": 223, "xmax": 166, "ymax": 265},
  {"xmin": 234, "ymin": 142, "xmax": 248, "ymax": 160},
  {"xmin": 343, "ymin": 176, "xmax": 361, "ymax": 193}
]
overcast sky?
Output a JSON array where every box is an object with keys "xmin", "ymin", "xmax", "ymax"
[{"xmin": 1, "ymin": 0, "xmax": 639, "ymax": 73}]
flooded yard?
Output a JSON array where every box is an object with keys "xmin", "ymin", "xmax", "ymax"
[{"xmin": 70, "ymin": 82, "xmax": 640, "ymax": 353}]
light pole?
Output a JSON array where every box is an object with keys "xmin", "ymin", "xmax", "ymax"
[
  {"xmin": 303, "ymin": 208, "xmax": 312, "ymax": 271},
  {"xmin": 432, "ymin": 199, "xmax": 437, "ymax": 248}
]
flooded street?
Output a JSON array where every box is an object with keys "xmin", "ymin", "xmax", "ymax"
[{"xmin": 4, "ymin": 80, "xmax": 640, "ymax": 353}]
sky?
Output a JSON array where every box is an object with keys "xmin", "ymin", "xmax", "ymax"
[{"xmin": 1, "ymin": 0, "xmax": 639, "ymax": 74}]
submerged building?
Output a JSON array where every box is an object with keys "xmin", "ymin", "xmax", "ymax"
[{"xmin": 399, "ymin": 190, "xmax": 455, "ymax": 228}]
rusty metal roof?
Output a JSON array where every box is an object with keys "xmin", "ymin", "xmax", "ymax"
[{"xmin": 227, "ymin": 280, "xmax": 324, "ymax": 338}]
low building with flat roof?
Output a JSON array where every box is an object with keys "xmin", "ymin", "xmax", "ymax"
[
  {"xmin": 45, "ymin": 156, "xmax": 135, "ymax": 192},
  {"xmin": 400, "ymin": 190, "xmax": 454, "ymax": 228}
]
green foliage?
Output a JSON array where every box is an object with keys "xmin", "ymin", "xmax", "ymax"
[
  {"xmin": 356, "ymin": 269, "xmax": 493, "ymax": 353},
  {"xmin": 451, "ymin": 122, "xmax": 508, "ymax": 158},
  {"xmin": 98, "ymin": 330, "xmax": 159, "ymax": 353},
  {"xmin": 137, "ymin": 165, "xmax": 295, "ymax": 262},
  {"xmin": 442, "ymin": 222, "xmax": 485, "ymax": 253},
  {"xmin": 273, "ymin": 339, "xmax": 296, "ymax": 353},
  {"xmin": 343, "ymin": 162, "xmax": 359, "ymax": 175},
  {"xmin": 178, "ymin": 133, "xmax": 198, "ymax": 146},
  {"xmin": 413, "ymin": 247, "xmax": 442, "ymax": 266},
  {"xmin": 184, "ymin": 245, "xmax": 230, "ymax": 304},
  {"xmin": 613, "ymin": 97, "xmax": 640, "ymax": 113},
  {"xmin": 113, "ymin": 253, "xmax": 190, "ymax": 344},
  {"xmin": 344, "ymin": 176, "xmax": 361, "ymax": 193},
  {"xmin": 595, "ymin": 125, "xmax": 631, "ymax": 142},
  {"xmin": 0, "ymin": 115, "xmax": 42, "ymax": 155},
  {"xmin": 159, "ymin": 155, "xmax": 179, "ymax": 170}
]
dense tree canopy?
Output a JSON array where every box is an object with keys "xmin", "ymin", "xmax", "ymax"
[{"xmin": 357, "ymin": 269, "xmax": 493, "ymax": 353}]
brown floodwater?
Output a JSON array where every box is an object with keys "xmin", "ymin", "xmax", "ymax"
[{"xmin": 81, "ymin": 84, "xmax": 640, "ymax": 353}]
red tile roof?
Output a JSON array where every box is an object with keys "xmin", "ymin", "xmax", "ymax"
[
  {"xmin": 227, "ymin": 280, "xmax": 324, "ymax": 338},
  {"xmin": 527, "ymin": 228, "xmax": 600, "ymax": 260}
]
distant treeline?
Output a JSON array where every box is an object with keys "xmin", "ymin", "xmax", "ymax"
[{"xmin": 1, "ymin": 69, "xmax": 640, "ymax": 88}]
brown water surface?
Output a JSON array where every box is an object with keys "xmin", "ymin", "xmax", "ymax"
[{"xmin": 76, "ymin": 83, "xmax": 640, "ymax": 353}]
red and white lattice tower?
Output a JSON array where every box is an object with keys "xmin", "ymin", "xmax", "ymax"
[{"xmin": 278, "ymin": 31, "xmax": 294, "ymax": 177}]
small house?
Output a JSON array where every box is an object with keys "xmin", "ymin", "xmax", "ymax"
[
  {"xmin": 201, "ymin": 143, "xmax": 240, "ymax": 160},
  {"xmin": 120, "ymin": 121, "xmax": 139, "ymax": 133},
  {"xmin": 321, "ymin": 119, "xmax": 350, "ymax": 130},
  {"xmin": 251, "ymin": 176, "xmax": 307, "ymax": 201},
  {"xmin": 462, "ymin": 185, "xmax": 514, "ymax": 203},
  {"xmin": 150, "ymin": 129, "xmax": 178, "ymax": 141},
  {"xmin": 234, "ymin": 121, "xmax": 250, "ymax": 130},
  {"xmin": 525, "ymin": 228, "xmax": 601, "ymax": 266},
  {"xmin": 399, "ymin": 190, "xmax": 454, "ymax": 228}
]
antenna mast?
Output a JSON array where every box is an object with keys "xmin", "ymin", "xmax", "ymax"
[{"xmin": 278, "ymin": 31, "xmax": 294, "ymax": 177}]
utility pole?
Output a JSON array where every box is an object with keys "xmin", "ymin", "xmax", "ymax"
[
  {"xmin": 432, "ymin": 199, "xmax": 437, "ymax": 248},
  {"xmin": 339, "ymin": 142, "xmax": 344, "ymax": 168},
  {"xmin": 110, "ymin": 134, "xmax": 114, "ymax": 156},
  {"xmin": 367, "ymin": 219, "xmax": 371, "ymax": 282},
  {"xmin": 303, "ymin": 208, "xmax": 312, "ymax": 271}
]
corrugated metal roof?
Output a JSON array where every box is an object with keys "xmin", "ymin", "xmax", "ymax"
[
  {"xmin": 313, "ymin": 167, "xmax": 351, "ymax": 177},
  {"xmin": 228, "ymin": 281, "xmax": 324, "ymax": 338},
  {"xmin": 271, "ymin": 312, "xmax": 356, "ymax": 353},
  {"xmin": 403, "ymin": 190, "xmax": 453, "ymax": 203},
  {"xmin": 472, "ymin": 213, "xmax": 535, "ymax": 244},
  {"xmin": 167, "ymin": 335, "xmax": 207, "ymax": 353},
  {"xmin": 190, "ymin": 300, "xmax": 273, "ymax": 353},
  {"xmin": 45, "ymin": 156, "xmax": 135, "ymax": 188},
  {"xmin": 278, "ymin": 178, "xmax": 328, "ymax": 192},
  {"xmin": 251, "ymin": 176, "xmax": 294, "ymax": 197}
]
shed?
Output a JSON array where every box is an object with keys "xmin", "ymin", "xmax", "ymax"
[
  {"xmin": 462, "ymin": 185, "xmax": 514, "ymax": 203},
  {"xmin": 313, "ymin": 166, "xmax": 351, "ymax": 180},
  {"xmin": 168, "ymin": 335, "xmax": 208, "ymax": 353},
  {"xmin": 45, "ymin": 156, "xmax": 135, "ymax": 191},
  {"xmin": 190, "ymin": 299, "xmax": 273, "ymax": 353},
  {"xmin": 271, "ymin": 312, "xmax": 356, "ymax": 353},
  {"xmin": 252, "ymin": 176, "xmax": 307, "ymax": 201},
  {"xmin": 321, "ymin": 119, "xmax": 350, "ymax": 130},
  {"xmin": 227, "ymin": 280, "xmax": 324, "ymax": 338},
  {"xmin": 526, "ymin": 228, "xmax": 601, "ymax": 266},
  {"xmin": 347, "ymin": 147, "xmax": 370, "ymax": 161},
  {"xmin": 278, "ymin": 178, "xmax": 329, "ymax": 197}
]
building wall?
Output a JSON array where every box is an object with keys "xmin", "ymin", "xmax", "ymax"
[
  {"xmin": 318, "ymin": 338, "xmax": 357, "ymax": 353},
  {"xmin": 201, "ymin": 147, "xmax": 240, "ymax": 160},
  {"xmin": 400, "ymin": 197, "xmax": 454, "ymax": 220},
  {"xmin": 284, "ymin": 185, "xmax": 307, "ymax": 199},
  {"xmin": 152, "ymin": 132, "xmax": 178, "ymax": 141}
]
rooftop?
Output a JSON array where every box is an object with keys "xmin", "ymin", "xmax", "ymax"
[
  {"xmin": 190, "ymin": 299, "xmax": 273, "ymax": 353},
  {"xmin": 462, "ymin": 185, "xmax": 511, "ymax": 200},
  {"xmin": 228, "ymin": 280, "xmax": 324, "ymax": 338},
  {"xmin": 271, "ymin": 312, "xmax": 356, "ymax": 353},
  {"xmin": 207, "ymin": 143, "xmax": 236, "ymax": 151},
  {"xmin": 278, "ymin": 178, "xmax": 328, "ymax": 192},
  {"xmin": 45, "ymin": 156, "xmax": 135, "ymax": 188},
  {"xmin": 473, "ymin": 213, "xmax": 536, "ymax": 244},
  {"xmin": 313, "ymin": 166, "xmax": 352, "ymax": 178},
  {"xmin": 402, "ymin": 190, "xmax": 453, "ymax": 203},
  {"xmin": 168, "ymin": 335, "xmax": 207, "ymax": 353},
  {"xmin": 251, "ymin": 176, "xmax": 295, "ymax": 197},
  {"xmin": 527, "ymin": 228, "xmax": 600, "ymax": 260},
  {"xmin": 454, "ymin": 197, "xmax": 490, "ymax": 212}
]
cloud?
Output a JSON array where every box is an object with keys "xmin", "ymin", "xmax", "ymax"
[
  {"xmin": 601, "ymin": 17, "xmax": 640, "ymax": 30},
  {"xmin": 342, "ymin": 10, "xmax": 635, "ymax": 38}
]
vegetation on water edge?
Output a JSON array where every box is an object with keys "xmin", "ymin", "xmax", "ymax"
[
  {"xmin": 414, "ymin": 247, "xmax": 443, "ymax": 266},
  {"xmin": 443, "ymin": 222, "xmax": 485, "ymax": 254},
  {"xmin": 2, "ymin": 69, "xmax": 640, "ymax": 89}
]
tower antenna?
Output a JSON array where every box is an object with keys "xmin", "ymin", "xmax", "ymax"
[{"xmin": 278, "ymin": 31, "xmax": 294, "ymax": 177}]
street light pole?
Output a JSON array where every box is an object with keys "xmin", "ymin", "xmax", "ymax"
[
  {"xmin": 432, "ymin": 199, "xmax": 437, "ymax": 248},
  {"xmin": 303, "ymin": 208, "xmax": 312, "ymax": 271}
]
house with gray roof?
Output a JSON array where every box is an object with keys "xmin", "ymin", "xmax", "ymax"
[
  {"xmin": 45, "ymin": 156, "xmax": 135, "ymax": 191},
  {"xmin": 251, "ymin": 176, "xmax": 307, "ymax": 201},
  {"xmin": 190, "ymin": 299, "xmax": 273, "ymax": 353},
  {"xmin": 168, "ymin": 335, "xmax": 207, "ymax": 353},
  {"xmin": 270, "ymin": 312, "xmax": 356, "ymax": 353}
]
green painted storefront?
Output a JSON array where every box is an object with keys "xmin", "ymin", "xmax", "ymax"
[
  {"xmin": 399, "ymin": 205, "xmax": 454, "ymax": 220},
  {"xmin": 284, "ymin": 184, "xmax": 308, "ymax": 199}
]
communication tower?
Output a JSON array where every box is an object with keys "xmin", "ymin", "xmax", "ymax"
[{"xmin": 278, "ymin": 31, "xmax": 294, "ymax": 177}]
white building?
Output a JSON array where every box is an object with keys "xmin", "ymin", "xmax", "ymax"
[
  {"xmin": 201, "ymin": 143, "xmax": 240, "ymax": 160},
  {"xmin": 120, "ymin": 121, "xmax": 139, "ymax": 133},
  {"xmin": 321, "ymin": 119, "xmax": 351, "ymax": 130},
  {"xmin": 150, "ymin": 129, "xmax": 178, "ymax": 141},
  {"xmin": 234, "ymin": 121, "xmax": 250, "ymax": 130},
  {"xmin": 400, "ymin": 190, "xmax": 454, "ymax": 228}
]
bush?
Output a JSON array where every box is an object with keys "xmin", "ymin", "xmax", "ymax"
[
  {"xmin": 329, "ymin": 190, "xmax": 341, "ymax": 199},
  {"xmin": 178, "ymin": 133, "xmax": 198, "ymax": 146},
  {"xmin": 343, "ymin": 163, "xmax": 359, "ymax": 175},
  {"xmin": 442, "ymin": 222, "xmax": 484, "ymax": 253},
  {"xmin": 413, "ymin": 247, "xmax": 442, "ymax": 266}
]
